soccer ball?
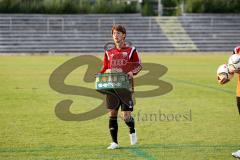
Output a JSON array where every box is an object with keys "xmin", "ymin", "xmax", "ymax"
[
  {"xmin": 217, "ymin": 64, "xmax": 233, "ymax": 82},
  {"xmin": 228, "ymin": 54, "xmax": 240, "ymax": 73}
]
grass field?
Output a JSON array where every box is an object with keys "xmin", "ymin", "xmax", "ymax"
[{"xmin": 0, "ymin": 53, "xmax": 239, "ymax": 160}]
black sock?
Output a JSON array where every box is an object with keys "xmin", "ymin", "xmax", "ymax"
[
  {"xmin": 109, "ymin": 116, "xmax": 118, "ymax": 144},
  {"xmin": 125, "ymin": 116, "xmax": 135, "ymax": 134}
]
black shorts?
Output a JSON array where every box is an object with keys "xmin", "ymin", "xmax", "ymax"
[{"xmin": 106, "ymin": 89, "xmax": 134, "ymax": 111}]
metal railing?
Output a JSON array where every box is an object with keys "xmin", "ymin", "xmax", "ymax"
[
  {"xmin": 98, "ymin": 17, "xmax": 115, "ymax": 32},
  {"xmin": 0, "ymin": 17, "xmax": 12, "ymax": 30},
  {"xmin": 47, "ymin": 17, "xmax": 64, "ymax": 33},
  {"xmin": 0, "ymin": 16, "xmax": 239, "ymax": 34}
]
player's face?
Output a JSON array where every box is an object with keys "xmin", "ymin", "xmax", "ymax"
[{"xmin": 112, "ymin": 30, "xmax": 125, "ymax": 44}]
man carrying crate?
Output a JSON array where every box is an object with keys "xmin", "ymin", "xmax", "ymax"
[{"xmin": 99, "ymin": 24, "xmax": 142, "ymax": 149}]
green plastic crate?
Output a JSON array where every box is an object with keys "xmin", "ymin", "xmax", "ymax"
[{"xmin": 95, "ymin": 73, "xmax": 132, "ymax": 91}]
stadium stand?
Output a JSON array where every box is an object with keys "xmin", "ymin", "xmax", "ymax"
[{"xmin": 0, "ymin": 13, "xmax": 239, "ymax": 53}]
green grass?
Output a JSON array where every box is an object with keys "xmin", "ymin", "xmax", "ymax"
[{"xmin": 0, "ymin": 54, "xmax": 239, "ymax": 160}]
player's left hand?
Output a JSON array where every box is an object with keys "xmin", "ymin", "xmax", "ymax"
[
  {"xmin": 127, "ymin": 71, "xmax": 133, "ymax": 79},
  {"xmin": 217, "ymin": 76, "xmax": 229, "ymax": 85}
]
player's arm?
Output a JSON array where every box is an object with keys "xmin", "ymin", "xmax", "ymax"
[
  {"xmin": 128, "ymin": 49, "xmax": 142, "ymax": 77},
  {"xmin": 100, "ymin": 52, "xmax": 109, "ymax": 74}
]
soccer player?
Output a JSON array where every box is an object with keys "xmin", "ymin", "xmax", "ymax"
[
  {"xmin": 99, "ymin": 24, "xmax": 142, "ymax": 149},
  {"xmin": 230, "ymin": 46, "xmax": 240, "ymax": 159},
  {"xmin": 218, "ymin": 46, "xmax": 240, "ymax": 158}
]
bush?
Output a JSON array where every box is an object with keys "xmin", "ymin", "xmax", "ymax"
[
  {"xmin": 162, "ymin": 0, "xmax": 181, "ymax": 16},
  {"xmin": 43, "ymin": 0, "xmax": 62, "ymax": 14},
  {"xmin": 62, "ymin": 0, "xmax": 79, "ymax": 14},
  {"xmin": 0, "ymin": 0, "xmax": 138, "ymax": 14},
  {"xmin": 78, "ymin": 0, "xmax": 91, "ymax": 14},
  {"xmin": 185, "ymin": 0, "xmax": 240, "ymax": 13},
  {"xmin": 0, "ymin": 0, "xmax": 21, "ymax": 13},
  {"xmin": 141, "ymin": 0, "xmax": 157, "ymax": 16},
  {"xmin": 92, "ymin": 0, "xmax": 138, "ymax": 14}
]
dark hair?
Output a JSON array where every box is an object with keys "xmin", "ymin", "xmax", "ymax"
[{"xmin": 111, "ymin": 24, "xmax": 126, "ymax": 35}]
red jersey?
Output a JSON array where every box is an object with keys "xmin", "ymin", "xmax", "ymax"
[
  {"xmin": 100, "ymin": 44, "xmax": 142, "ymax": 91},
  {"xmin": 100, "ymin": 45, "xmax": 141, "ymax": 75}
]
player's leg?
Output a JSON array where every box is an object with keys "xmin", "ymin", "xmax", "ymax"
[
  {"xmin": 106, "ymin": 93, "xmax": 120, "ymax": 149},
  {"xmin": 109, "ymin": 109, "xmax": 118, "ymax": 144},
  {"xmin": 121, "ymin": 94, "xmax": 137, "ymax": 145},
  {"xmin": 232, "ymin": 97, "xmax": 240, "ymax": 159},
  {"xmin": 122, "ymin": 111, "xmax": 135, "ymax": 134},
  {"xmin": 232, "ymin": 98, "xmax": 240, "ymax": 157},
  {"xmin": 122, "ymin": 111, "xmax": 137, "ymax": 145},
  {"xmin": 118, "ymin": 90, "xmax": 137, "ymax": 145},
  {"xmin": 236, "ymin": 96, "xmax": 240, "ymax": 115},
  {"xmin": 107, "ymin": 109, "xmax": 120, "ymax": 149}
]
